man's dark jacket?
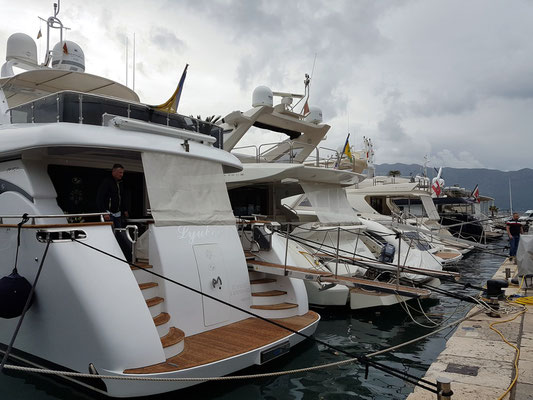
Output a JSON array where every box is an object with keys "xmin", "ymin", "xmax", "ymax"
[{"xmin": 96, "ymin": 176, "xmax": 129, "ymax": 213}]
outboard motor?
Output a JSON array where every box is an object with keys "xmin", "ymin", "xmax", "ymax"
[
  {"xmin": 0, "ymin": 271, "xmax": 33, "ymax": 319},
  {"xmin": 379, "ymin": 243, "xmax": 396, "ymax": 263}
]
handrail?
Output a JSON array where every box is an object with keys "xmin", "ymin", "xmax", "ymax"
[
  {"xmin": 108, "ymin": 116, "xmax": 216, "ymax": 144},
  {"xmin": 258, "ymin": 140, "xmax": 321, "ymax": 164},
  {"xmin": 0, "ymin": 213, "xmax": 108, "ymax": 218},
  {"xmin": 231, "ymin": 145, "xmax": 260, "ymax": 162},
  {"xmin": 0, "ymin": 222, "xmax": 112, "ymax": 228},
  {"xmin": 0, "ymin": 212, "xmax": 109, "ymax": 225}
]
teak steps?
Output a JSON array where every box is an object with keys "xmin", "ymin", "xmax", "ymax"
[
  {"xmin": 250, "ymin": 303, "xmax": 298, "ymax": 310},
  {"xmin": 135, "ymin": 263, "xmax": 185, "ymax": 359}
]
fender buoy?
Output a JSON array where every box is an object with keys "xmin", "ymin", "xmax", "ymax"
[{"xmin": 0, "ymin": 272, "xmax": 33, "ymax": 319}]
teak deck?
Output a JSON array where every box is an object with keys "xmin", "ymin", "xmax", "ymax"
[{"xmin": 124, "ymin": 311, "xmax": 319, "ymax": 374}]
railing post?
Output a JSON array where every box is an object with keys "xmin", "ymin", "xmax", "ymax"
[
  {"xmin": 56, "ymin": 94, "xmax": 60, "ymax": 122},
  {"xmin": 335, "ymin": 226, "xmax": 340, "ymax": 278},
  {"xmin": 78, "ymin": 94, "xmax": 84, "ymax": 124},
  {"xmin": 284, "ymin": 223, "xmax": 290, "ymax": 273},
  {"xmin": 396, "ymin": 233, "xmax": 401, "ymax": 290},
  {"xmin": 289, "ymin": 141, "xmax": 294, "ymax": 163}
]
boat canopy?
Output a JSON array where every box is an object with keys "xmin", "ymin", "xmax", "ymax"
[{"xmin": 0, "ymin": 69, "xmax": 139, "ymax": 108}]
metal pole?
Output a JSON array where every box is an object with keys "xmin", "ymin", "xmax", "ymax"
[
  {"xmin": 284, "ymin": 223, "xmax": 290, "ymax": 273},
  {"xmin": 353, "ymin": 230, "xmax": 360, "ymax": 260},
  {"xmin": 335, "ymin": 226, "xmax": 340, "ymax": 278},
  {"xmin": 396, "ymin": 233, "xmax": 401, "ymax": 290},
  {"xmin": 436, "ymin": 377, "xmax": 453, "ymax": 399}
]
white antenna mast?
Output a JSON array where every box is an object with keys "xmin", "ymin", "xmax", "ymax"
[
  {"xmin": 125, "ymin": 36, "xmax": 128, "ymax": 87},
  {"xmin": 133, "ymin": 32, "xmax": 136, "ymax": 92}
]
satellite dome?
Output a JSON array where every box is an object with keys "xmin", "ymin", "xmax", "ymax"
[
  {"xmin": 6, "ymin": 33, "xmax": 38, "ymax": 65},
  {"xmin": 304, "ymin": 106, "xmax": 323, "ymax": 124},
  {"xmin": 252, "ymin": 86, "xmax": 273, "ymax": 107},
  {"xmin": 51, "ymin": 40, "xmax": 85, "ymax": 72}
]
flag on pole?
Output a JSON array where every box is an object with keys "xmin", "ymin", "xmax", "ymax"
[
  {"xmin": 302, "ymin": 100, "xmax": 310, "ymax": 115},
  {"xmin": 36, "ymin": 29, "xmax": 42, "ymax": 39},
  {"xmin": 343, "ymin": 133, "xmax": 352, "ymax": 162},
  {"xmin": 471, "ymin": 184, "xmax": 480, "ymax": 203},
  {"xmin": 431, "ymin": 179, "xmax": 441, "ymax": 197},
  {"xmin": 153, "ymin": 64, "xmax": 189, "ymax": 113}
]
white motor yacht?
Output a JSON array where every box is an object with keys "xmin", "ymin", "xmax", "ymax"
[
  {"xmin": 345, "ymin": 177, "xmax": 469, "ymax": 262},
  {"xmin": 0, "ymin": 9, "xmax": 319, "ymax": 398},
  {"xmin": 220, "ymin": 86, "xmax": 449, "ymax": 309}
]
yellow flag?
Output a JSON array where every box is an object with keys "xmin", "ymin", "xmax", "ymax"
[{"xmin": 343, "ymin": 135, "xmax": 352, "ymax": 161}]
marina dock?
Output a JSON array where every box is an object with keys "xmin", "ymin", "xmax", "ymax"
[{"xmin": 407, "ymin": 258, "xmax": 533, "ymax": 400}]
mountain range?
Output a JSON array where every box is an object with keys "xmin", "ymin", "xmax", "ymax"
[{"xmin": 374, "ymin": 164, "xmax": 533, "ymax": 213}]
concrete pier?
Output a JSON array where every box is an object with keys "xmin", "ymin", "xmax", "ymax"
[{"xmin": 407, "ymin": 258, "xmax": 533, "ymax": 400}]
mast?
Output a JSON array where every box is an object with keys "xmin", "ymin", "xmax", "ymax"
[{"xmin": 40, "ymin": 1, "xmax": 68, "ymax": 66}]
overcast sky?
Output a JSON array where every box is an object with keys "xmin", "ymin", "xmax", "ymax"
[{"xmin": 1, "ymin": 0, "xmax": 532, "ymax": 172}]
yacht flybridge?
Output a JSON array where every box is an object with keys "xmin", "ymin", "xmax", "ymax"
[{"xmin": 0, "ymin": 7, "xmax": 319, "ymax": 398}]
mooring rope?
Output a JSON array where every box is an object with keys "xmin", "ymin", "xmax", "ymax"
[
  {"xmin": 1, "ymin": 309, "xmax": 482, "ymax": 385},
  {"xmin": 65, "ymin": 238, "xmax": 439, "ymax": 393}
]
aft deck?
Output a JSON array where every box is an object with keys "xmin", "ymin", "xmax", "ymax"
[{"xmin": 124, "ymin": 311, "xmax": 319, "ymax": 374}]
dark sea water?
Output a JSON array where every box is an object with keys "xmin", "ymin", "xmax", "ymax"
[{"xmin": 0, "ymin": 241, "xmax": 506, "ymax": 400}]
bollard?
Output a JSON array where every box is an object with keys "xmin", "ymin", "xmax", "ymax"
[
  {"xmin": 436, "ymin": 377, "xmax": 453, "ymax": 400},
  {"xmin": 505, "ymin": 267, "xmax": 511, "ymax": 280}
]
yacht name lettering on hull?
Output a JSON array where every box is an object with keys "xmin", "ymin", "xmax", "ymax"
[{"xmin": 176, "ymin": 226, "xmax": 217, "ymax": 244}]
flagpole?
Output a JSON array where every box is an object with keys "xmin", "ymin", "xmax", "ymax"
[
  {"xmin": 133, "ymin": 32, "xmax": 136, "ymax": 92},
  {"xmin": 125, "ymin": 37, "xmax": 128, "ymax": 87}
]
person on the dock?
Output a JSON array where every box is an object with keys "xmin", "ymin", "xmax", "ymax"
[
  {"xmin": 506, "ymin": 212, "xmax": 523, "ymax": 262},
  {"xmin": 96, "ymin": 163, "xmax": 132, "ymax": 261}
]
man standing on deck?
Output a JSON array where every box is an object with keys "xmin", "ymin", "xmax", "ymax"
[
  {"xmin": 506, "ymin": 212, "xmax": 523, "ymax": 262},
  {"xmin": 96, "ymin": 164, "xmax": 132, "ymax": 261}
]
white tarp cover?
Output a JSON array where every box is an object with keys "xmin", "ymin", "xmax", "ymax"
[
  {"xmin": 301, "ymin": 182, "xmax": 359, "ymax": 224},
  {"xmin": 517, "ymin": 235, "xmax": 533, "ymax": 276},
  {"xmin": 420, "ymin": 195, "xmax": 441, "ymax": 221},
  {"xmin": 142, "ymin": 152, "xmax": 235, "ymax": 226}
]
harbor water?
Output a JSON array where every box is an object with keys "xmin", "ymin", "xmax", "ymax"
[{"xmin": 0, "ymin": 241, "xmax": 505, "ymax": 400}]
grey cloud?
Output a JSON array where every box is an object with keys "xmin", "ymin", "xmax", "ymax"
[
  {"xmin": 177, "ymin": 0, "xmax": 399, "ymax": 119},
  {"xmin": 377, "ymin": 109, "xmax": 407, "ymax": 141},
  {"xmin": 150, "ymin": 27, "xmax": 186, "ymax": 53}
]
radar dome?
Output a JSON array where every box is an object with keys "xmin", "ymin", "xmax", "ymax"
[
  {"xmin": 304, "ymin": 106, "xmax": 323, "ymax": 124},
  {"xmin": 6, "ymin": 33, "xmax": 38, "ymax": 65},
  {"xmin": 51, "ymin": 41, "xmax": 85, "ymax": 72},
  {"xmin": 252, "ymin": 86, "xmax": 273, "ymax": 107}
]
